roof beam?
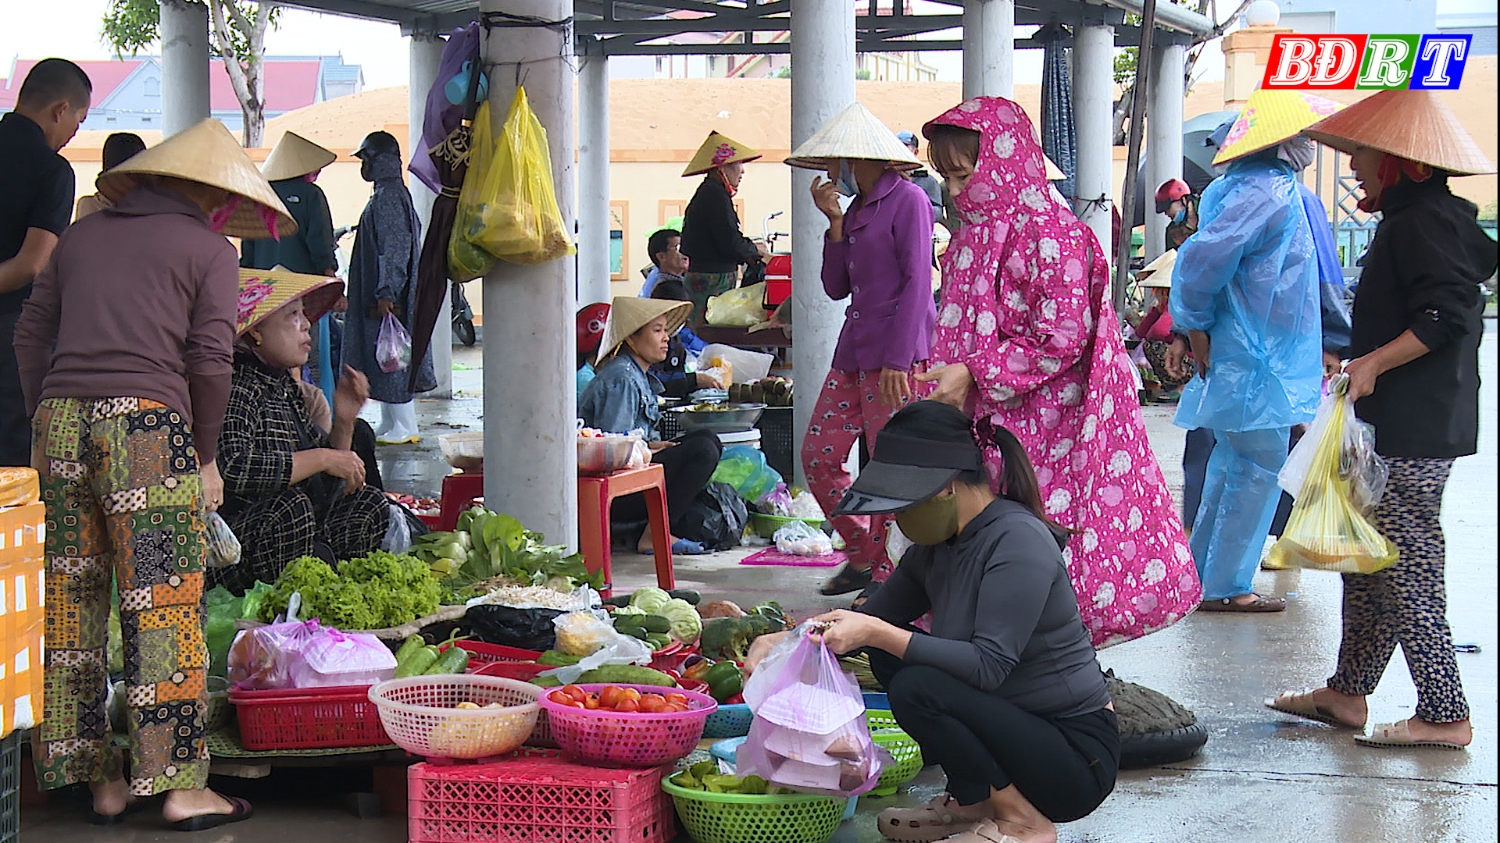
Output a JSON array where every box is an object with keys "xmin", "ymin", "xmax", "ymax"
[{"xmin": 273, "ymin": 0, "xmax": 420, "ymax": 24}]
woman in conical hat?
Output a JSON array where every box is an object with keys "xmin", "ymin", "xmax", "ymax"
[
  {"xmin": 678, "ymin": 131, "xmax": 765, "ymax": 326},
  {"xmin": 578, "ymin": 297, "xmax": 723, "ymax": 555},
  {"xmin": 13, "ymin": 117, "xmax": 287, "ymax": 829},
  {"xmin": 243, "ymin": 131, "xmax": 340, "ymax": 278},
  {"xmin": 1267, "ymin": 91, "xmax": 1496, "ymax": 751},
  {"xmin": 784, "ymin": 101, "xmax": 936, "ymax": 595}
]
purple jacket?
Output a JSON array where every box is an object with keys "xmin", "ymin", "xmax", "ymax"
[{"xmin": 822, "ymin": 169, "xmax": 936, "ymax": 372}]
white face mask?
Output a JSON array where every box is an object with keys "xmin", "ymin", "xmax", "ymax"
[{"xmin": 1277, "ymin": 136, "xmax": 1316, "ymax": 172}]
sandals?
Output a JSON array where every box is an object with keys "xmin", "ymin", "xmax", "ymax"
[
  {"xmin": 1265, "ymin": 689, "xmax": 1364, "ymax": 729},
  {"xmin": 169, "ymin": 795, "xmax": 255, "ymax": 832},
  {"xmin": 1355, "ymin": 719, "xmax": 1468, "ymax": 750},
  {"xmin": 86, "ymin": 800, "xmax": 147, "ymax": 826},
  {"xmin": 1199, "ymin": 594, "xmax": 1286, "ymax": 613},
  {"xmin": 878, "ymin": 794, "xmax": 991, "ymax": 842},
  {"xmin": 820, "ymin": 562, "xmax": 873, "ymax": 596},
  {"xmin": 939, "ymin": 820, "xmax": 1028, "ymax": 843}
]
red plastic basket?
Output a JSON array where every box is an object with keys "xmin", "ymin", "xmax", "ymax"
[
  {"xmin": 455, "ymin": 642, "xmax": 545, "ymax": 678},
  {"xmin": 539, "ymin": 683, "xmax": 716, "ymax": 768},
  {"xmin": 228, "ymin": 685, "xmax": 391, "ymax": 750},
  {"xmin": 408, "ymin": 754, "xmax": 676, "ymax": 843}
]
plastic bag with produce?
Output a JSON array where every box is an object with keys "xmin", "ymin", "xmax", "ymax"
[
  {"xmin": 540, "ymin": 627, "xmax": 653, "ymax": 685},
  {"xmin": 774, "ymin": 520, "xmax": 833, "ymax": 557}
]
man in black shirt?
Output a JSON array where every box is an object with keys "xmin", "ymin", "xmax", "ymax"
[{"xmin": 0, "ymin": 58, "xmax": 91, "ymax": 466}]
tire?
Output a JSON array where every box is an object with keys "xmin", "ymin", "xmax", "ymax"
[
  {"xmin": 454, "ymin": 318, "xmax": 477, "ymax": 347},
  {"xmin": 1119, "ymin": 723, "xmax": 1209, "ymax": 769}
]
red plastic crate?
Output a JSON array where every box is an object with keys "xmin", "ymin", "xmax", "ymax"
[
  {"xmin": 228, "ymin": 685, "xmax": 391, "ymax": 750},
  {"xmin": 452, "ymin": 641, "xmax": 545, "ymax": 676},
  {"xmin": 408, "ymin": 754, "xmax": 676, "ymax": 843}
]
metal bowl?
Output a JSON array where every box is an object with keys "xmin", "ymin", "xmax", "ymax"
[{"xmin": 666, "ymin": 403, "xmax": 767, "ymax": 434}]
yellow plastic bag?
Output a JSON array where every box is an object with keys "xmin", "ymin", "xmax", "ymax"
[
  {"xmin": 1264, "ymin": 384, "xmax": 1399, "ymax": 575},
  {"xmin": 470, "ymin": 87, "xmax": 575, "ymax": 265},
  {"xmin": 705, "ymin": 282, "xmax": 769, "ymax": 327},
  {"xmin": 450, "ymin": 100, "xmax": 499, "ymax": 282}
]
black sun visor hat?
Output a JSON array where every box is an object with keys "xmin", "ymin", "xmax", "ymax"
[
  {"xmin": 832, "ymin": 432, "xmax": 985, "ymax": 517},
  {"xmin": 354, "ymin": 130, "xmax": 401, "ymax": 160}
]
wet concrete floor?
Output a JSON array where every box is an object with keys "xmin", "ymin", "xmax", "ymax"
[{"xmin": 21, "ymin": 324, "xmax": 1497, "ymax": 842}]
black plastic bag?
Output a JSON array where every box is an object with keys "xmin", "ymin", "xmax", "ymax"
[
  {"xmin": 675, "ymin": 481, "xmax": 748, "ymax": 551},
  {"xmin": 465, "ymin": 605, "xmax": 564, "ymax": 651}
]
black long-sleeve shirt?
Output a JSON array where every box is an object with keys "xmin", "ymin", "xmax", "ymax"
[{"xmin": 680, "ymin": 176, "xmax": 760, "ymax": 274}]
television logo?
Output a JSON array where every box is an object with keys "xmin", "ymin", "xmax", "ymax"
[{"xmin": 1262, "ymin": 34, "xmax": 1471, "ymax": 90}]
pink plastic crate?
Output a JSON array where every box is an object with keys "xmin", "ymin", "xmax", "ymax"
[{"xmin": 407, "ymin": 754, "xmax": 676, "ymax": 843}]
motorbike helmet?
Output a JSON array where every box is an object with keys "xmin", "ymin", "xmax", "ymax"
[
  {"xmin": 576, "ymin": 303, "xmax": 611, "ymax": 359},
  {"xmin": 1154, "ymin": 178, "xmax": 1191, "ymax": 215}
]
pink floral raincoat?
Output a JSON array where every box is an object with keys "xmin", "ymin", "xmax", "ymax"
[{"xmin": 923, "ymin": 97, "xmax": 1200, "ymax": 647}]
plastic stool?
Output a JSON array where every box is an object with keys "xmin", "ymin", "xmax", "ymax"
[
  {"xmin": 438, "ymin": 472, "xmax": 484, "ymax": 532},
  {"xmin": 578, "ymin": 464, "xmax": 674, "ymax": 598}
]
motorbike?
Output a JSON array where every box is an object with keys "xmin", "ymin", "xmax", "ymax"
[{"xmin": 452, "ymin": 279, "xmax": 477, "ymax": 346}]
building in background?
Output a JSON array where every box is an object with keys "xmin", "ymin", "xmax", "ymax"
[
  {"xmin": 1438, "ymin": 10, "xmax": 1498, "ymax": 55},
  {"xmin": 0, "ymin": 55, "xmax": 363, "ymax": 131}
]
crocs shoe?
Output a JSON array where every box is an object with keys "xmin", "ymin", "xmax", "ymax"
[{"xmin": 878, "ymin": 794, "xmax": 992, "ymax": 842}]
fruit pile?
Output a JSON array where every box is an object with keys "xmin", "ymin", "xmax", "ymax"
[{"xmin": 545, "ymin": 684, "xmax": 693, "ymax": 714}]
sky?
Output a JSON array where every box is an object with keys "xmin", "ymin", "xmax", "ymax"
[{"xmin": 2, "ymin": 0, "xmax": 1490, "ymax": 91}]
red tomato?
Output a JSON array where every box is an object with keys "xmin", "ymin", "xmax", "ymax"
[
  {"xmin": 548, "ymin": 690, "xmax": 573, "ymax": 706},
  {"xmin": 583, "ymin": 693, "xmax": 601, "ymax": 710},
  {"xmin": 599, "ymin": 686, "xmax": 624, "ymax": 708},
  {"xmin": 619, "ymin": 688, "xmax": 642, "ymax": 704},
  {"xmin": 664, "ymin": 701, "xmax": 689, "ymax": 713},
  {"xmin": 615, "ymin": 698, "xmax": 640, "ymax": 713},
  {"xmin": 562, "ymin": 685, "xmax": 587, "ymax": 703},
  {"xmin": 638, "ymin": 694, "xmax": 667, "ymax": 713},
  {"xmin": 664, "ymin": 693, "xmax": 688, "ymax": 706}
]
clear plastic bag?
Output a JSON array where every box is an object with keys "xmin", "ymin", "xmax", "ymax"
[
  {"xmin": 551, "ymin": 610, "xmax": 616, "ymax": 657},
  {"xmin": 381, "ymin": 502, "xmax": 413, "ymax": 553},
  {"xmin": 705, "ymin": 283, "xmax": 769, "ymax": 328},
  {"xmin": 376, "ymin": 312, "xmax": 412, "ymax": 374},
  {"xmin": 538, "ymin": 629, "xmax": 654, "ymax": 685},
  {"xmin": 204, "ymin": 512, "xmax": 241, "ymax": 569},
  {"xmin": 774, "ymin": 520, "xmax": 833, "ymax": 557},
  {"xmin": 227, "ymin": 620, "xmax": 320, "ymax": 690},
  {"xmin": 470, "ymin": 87, "xmax": 575, "ymax": 265},
  {"xmin": 737, "ymin": 624, "xmax": 884, "ymax": 797},
  {"xmin": 289, "ymin": 625, "xmax": 398, "ymax": 688},
  {"xmin": 758, "ymin": 483, "xmax": 793, "ymax": 517},
  {"xmin": 1279, "ymin": 375, "xmax": 1388, "ymax": 512}
]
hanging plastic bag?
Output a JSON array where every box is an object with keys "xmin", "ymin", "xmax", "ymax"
[
  {"xmin": 381, "ymin": 502, "xmax": 413, "ymax": 553},
  {"xmin": 774, "ymin": 520, "xmax": 833, "ymax": 557},
  {"xmin": 376, "ymin": 312, "xmax": 412, "ymax": 374},
  {"xmin": 204, "ymin": 512, "xmax": 241, "ymax": 569},
  {"xmin": 1264, "ymin": 376, "xmax": 1399, "ymax": 575},
  {"xmin": 737, "ymin": 624, "xmax": 885, "ymax": 797},
  {"xmin": 471, "ymin": 87, "xmax": 575, "ymax": 265},
  {"xmin": 1278, "ymin": 375, "xmax": 1388, "ymax": 512},
  {"xmin": 450, "ymin": 100, "xmax": 500, "ymax": 282},
  {"xmin": 706, "ymin": 282, "xmax": 770, "ymax": 327}
]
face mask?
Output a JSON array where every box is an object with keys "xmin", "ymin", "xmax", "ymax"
[
  {"xmin": 1277, "ymin": 137, "xmax": 1316, "ymax": 171},
  {"xmin": 1172, "ymin": 208, "xmax": 1188, "ymax": 224},
  {"xmin": 894, "ymin": 491, "xmax": 959, "ymax": 546},
  {"xmin": 837, "ymin": 159, "xmax": 859, "ymax": 197}
]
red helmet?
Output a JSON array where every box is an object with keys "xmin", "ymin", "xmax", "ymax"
[
  {"xmin": 1154, "ymin": 178, "xmax": 1191, "ymax": 215},
  {"xmin": 576, "ymin": 303, "xmax": 610, "ymax": 357}
]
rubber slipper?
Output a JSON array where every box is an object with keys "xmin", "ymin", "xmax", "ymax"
[
  {"xmin": 877, "ymin": 794, "xmax": 990, "ymax": 842},
  {"xmin": 1199, "ymin": 595, "xmax": 1286, "ymax": 613},
  {"xmin": 671, "ymin": 538, "xmax": 708, "ymax": 556},
  {"xmin": 939, "ymin": 820, "xmax": 1027, "ymax": 843},
  {"xmin": 1265, "ymin": 689, "xmax": 1364, "ymax": 729},
  {"xmin": 169, "ymin": 795, "xmax": 254, "ymax": 832},
  {"xmin": 86, "ymin": 800, "xmax": 147, "ymax": 826},
  {"xmin": 820, "ymin": 562, "xmax": 872, "ymax": 596},
  {"xmin": 1355, "ymin": 719, "xmax": 1467, "ymax": 750}
]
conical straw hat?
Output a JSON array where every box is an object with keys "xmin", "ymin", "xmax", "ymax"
[
  {"xmin": 1305, "ymin": 90, "xmax": 1494, "ymax": 176},
  {"xmin": 1212, "ymin": 89, "xmax": 1344, "ymax": 166},
  {"xmin": 262, "ymin": 131, "xmax": 337, "ymax": 182},
  {"xmin": 683, "ymin": 131, "xmax": 762, "ymax": 177},
  {"xmin": 785, "ymin": 102, "xmax": 923, "ymax": 171},
  {"xmin": 236, "ymin": 267, "xmax": 344, "ymax": 337},
  {"xmin": 96, "ymin": 119, "xmax": 295, "ymax": 240},
  {"xmin": 597, "ymin": 297, "xmax": 692, "ymax": 364},
  {"xmin": 1136, "ymin": 249, "xmax": 1176, "ymax": 288}
]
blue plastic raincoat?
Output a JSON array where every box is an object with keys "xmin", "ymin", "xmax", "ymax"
[{"xmin": 1170, "ymin": 157, "xmax": 1322, "ymax": 433}]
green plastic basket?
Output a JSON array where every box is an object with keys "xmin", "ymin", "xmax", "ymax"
[
  {"xmin": 749, "ymin": 513, "xmax": 826, "ymax": 540},
  {"xmin": 866, "ymin": 710, "xmax": 923, "ymax": 797},
  {"xmin": 662, "ymin": 775, "xmax": 845, "ymax": 843}
]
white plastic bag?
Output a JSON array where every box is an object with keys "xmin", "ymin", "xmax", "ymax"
[
  {"xmin": 376, "ymin": 312, "xmax": 412, "ymax": 374},
  {"xmin": 204, "ymin": 512, "xmax": 241, "ymax": 569},
  {"xmin": 381, "ymin": 502, "xmax": 413, "ymax": 553},
  {"xmin": 775, "ymin": 520, "xmax": 833, "ymax": 556},
  {"xmin": 539, "ymin": 628, "xmax": 653, "ymax": 685},
  {"xmin": 699, "ymin": 343, "xmax": 774, "ymax": 383}
]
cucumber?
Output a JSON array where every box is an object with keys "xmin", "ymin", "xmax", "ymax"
[
  {"xmin": 576, "ymin": 665, "xmax": 677, "ymax": 687},
  {"xmin": 638, "ymin": 614, "xmax": 672, "ymax": 635},
  {"xmin": 668, "ymin": 589, "xmax": 701, "ymax": 606}
]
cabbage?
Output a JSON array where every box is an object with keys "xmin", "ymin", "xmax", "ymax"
[
  {"xmin": 629, "ymin": 586, "xmax": 672, "ymax": 614},
  {"xmin": 660, "ymin": 598, "xmax": 702, "ymax": 645},
  {"xmin": 614, "ymin": 605, "xmax": 646, "ymax": 615}
]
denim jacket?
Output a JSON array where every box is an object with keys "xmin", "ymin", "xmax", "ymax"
[{"xmin": 578, "ymin": 352, "xmax": 663, "ymax": 441}]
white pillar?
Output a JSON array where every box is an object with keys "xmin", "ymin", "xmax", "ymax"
[
  {"xmin": 481, "ymin": 0, "xmax": 578, "ymax": 546},
  {"xmin": 409, "ymin": 32, "xmax": 453, "ymax": 397},
  {"xmin": 1144, "ymin": 41, "xmax": 1186, "ymax": 262},
  {"xmin": 159, "ymin": 0, "xmax": 210, "ymax": 137},
  {"xmin": 1072, "ymin": 24, "xmax": 1115, "ymax": 269},
  {"xmin": 790, "ymin": 0, "xmax": 854, "ymax": 487},
  {"xmin": 577, "ymin": 55, "xmax": 613, "ymax": 306},
  {"xmin": 962, "ymin": 0, "xmax": 1015, "ymax": 99}
]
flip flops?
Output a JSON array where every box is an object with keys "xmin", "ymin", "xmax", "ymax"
[
  {"xmin": 169, "ymin": 795, "xmax": 255, "ymax": 832},
  {"xmin": 1264, "ymin": 689, "xmax": 1364, "ymax": 729},
  {"xmin": 820, "ymin": 562, "xmax": 872, "ymax": 596},
  {"xmin": 1355, "ymin": 719, "xmax": 1469, "ymax": 750},
  {"xmin": 939, "ymin": 820, "xmax": 1029, "ymax": 843},
  {"xmin": 1199, "ymin": 594, "xmax": 1286, "ymax": 613}
]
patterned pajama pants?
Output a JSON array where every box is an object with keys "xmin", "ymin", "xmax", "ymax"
[
  {"xmin": 802, "ymin": 369, "xmax": 905, "ymax": 581},
  {"xmin": 33, "ymin": 398, "xmax": 210, "ymax": 796},
  {"xmin": 1329, "ymin": 457, "xmax": 1470, "ymax": 723}
]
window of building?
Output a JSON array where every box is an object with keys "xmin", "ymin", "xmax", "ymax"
[{"xmin": 143, "ymin": 77, "xmax": 160, "ymax": 97}]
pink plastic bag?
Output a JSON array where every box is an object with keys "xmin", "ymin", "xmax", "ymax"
[
  {"xmin": 736, "ymin": 624, "xmax": 885, "ymax": 797},
  {"xmin": 227, "ymin": 620, "xmax": 320, "ymax": 690},
  {"xmin": 376, "ymin": 312, "xmax": 411, "ymax": 374},
  {"xmin": 227, "ymin": 620, "xmax": 397, "ymax": 690}
]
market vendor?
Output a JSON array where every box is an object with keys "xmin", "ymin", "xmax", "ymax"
[
  {"xmin": 211, "ymin": 267, "xmax": 391, "ymax": 594},
  {"xmin": 578, "ymin": 296, "xmax": 721, "ymax": 555},
  {"xmin": 784, "ymin": 101, "xmax": 936, "ymax": 597},
  {"xmin": 649, "ymin": 278, "xmax": 715, "ymax": 400},
  {"xmin": 747, "ymin": 401, "xmax": 1119, "ymax": 843},
  {"xmin": 679, "ymin": 131, "xmax": 768, "ymax": 326}
]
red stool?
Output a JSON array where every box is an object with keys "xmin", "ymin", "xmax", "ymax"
[
  {"xmin": 438, "ymin": 472, "xmax": 484, "ymax": 532},
  {"xmin": 578, "ymin": 464, "xmax": 674, "ymax": 599}
]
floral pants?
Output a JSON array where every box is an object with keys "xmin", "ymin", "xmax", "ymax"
[
  {"xmin": 1329, "ymin": 457, "xmax": 1469, "ymax": 723},
  {"xmin": 33, "ymin": 398, "xmax": 210, "ymax": 796}
]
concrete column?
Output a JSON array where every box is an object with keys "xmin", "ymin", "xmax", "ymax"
[
  {"xmin": 1072, "ymin": 24, "xmax": 1115, "ymax": 268},
  {"xmin": 962, "ymin": 0, "xmax": 1015, "ymax": 99},
  {"xmin": 577, "ymin": 55, "xmax": 613, "ymax": 306},
  {"xmin": 1144, "ymin": 41, "xmax": 1185, "ymax": 262},
  {"xmin": 481, "ymin": 0, "xmax": 578, "ymax": 546},
  {"xmin": 790, "ymin": 0, "xmax": 854, "ymax": 487},
  {"xmin": 409, "ymin": 32, "xmax": 453, "ymax": 397},
  {"xmin": 159, "ymin": 0, "xmax": 210, "ymax": 137}
]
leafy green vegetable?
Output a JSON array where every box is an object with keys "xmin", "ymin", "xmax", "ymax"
[
  {"xmin": 659, "ymin": 598, "xmax": 702, "ymax": 645},
  {"xmin": 446, "ymin": 507, "xmax": 604, "ymax": 591},
  {"xmin": 629, "ymin": 586, "xmax": 671, "ymax": 614},
  {"xmin": 259, "ymin": 552, "xmax": 443, "ymax": 631}
]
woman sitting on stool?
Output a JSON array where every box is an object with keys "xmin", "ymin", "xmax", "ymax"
[
  {"xmin": 579, "ymin": 297, "xmax": 722, "ymax": 556},
  {"xmin": 747, "ymin": 401, "xmax": 1118, "ymax": 843}
]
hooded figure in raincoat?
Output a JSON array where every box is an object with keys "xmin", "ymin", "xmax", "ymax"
[{"xmin": 1170, "ymin": 90, "xmax": 1336, "ymax": 612}]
